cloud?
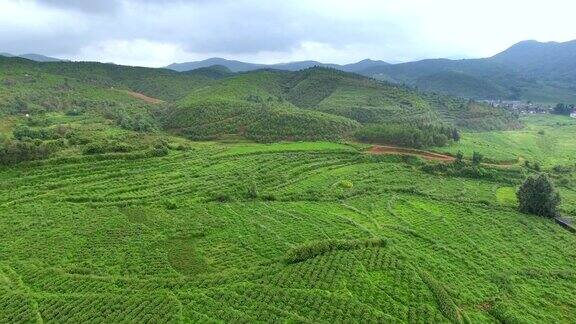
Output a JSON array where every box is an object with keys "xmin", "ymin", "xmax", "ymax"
[
  {"xmin": 0, "ymin": 0, "xmax": 575, "ymax": 66},
  {"xmin": 36, "ymin": 0, "xmax": 120, "ymax": 13}
]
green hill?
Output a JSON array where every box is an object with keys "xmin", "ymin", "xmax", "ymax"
[
  {"xmin": 414, "ymin": 71, "xmax": 513, "ymax": 99},
  {"xmin": 0, "ymin": 57, "xmax": 518, "ymax": 147},
  {"xmin": 166, "ymin": 67, "xmax": 518, "ymax": 144},
  {"xmin": 1, "ymin": 54, "xmax": 576, "ymax": 323}
]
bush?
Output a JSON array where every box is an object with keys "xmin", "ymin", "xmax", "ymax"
[
  {"xmin": 338, "ymin": 180, "xmax": 353, "ymax": 189},
  {"xmin": 517, "ymin": 173, "xmax": 561, "ymax": 218},
  {"xmin": 213, "ymin": 193, "xmax": 233, "ymax": 202},
  {"xmin": 472, "ymin": 151, "xmax": 483, "ymax": 165},
  {"xmin": 284, "ymin": 238, "xmax": 387, "ymax": 263},
  {"xmin": 552, "ymin": 165, "xmax": 572, "ymax": 174},
  {"xmin": 82, "ymin": 141, "xmax": 135, "ymax": 155},
  {"xmin": 246, "ymin": 182, "xmax": 259, "ymax": 199},
  {"xmin": 455, "ymin": 151, "xmax": 464, "ymax": 163},
  {"xmin": 0, "ymin": 138, "xmax": 56, "ymax": 165},
  {"xmin": 82, "ymin": 142, "xmax": 106, "ymax": 155},
  {"xmin": 162, "ymin": 199, "xmax": 178, "ymax": 210},
  {"xmin": 149, "ymin": 142, "xmax": 169, "ymax": 157}
]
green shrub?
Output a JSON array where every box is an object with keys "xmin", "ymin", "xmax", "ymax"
[
  {"xmin": 517, "ymin": 173, "xmax": 561, "ymax": 218},
  {"xmin": 82, "ymin": 142, "xmax": 106, "ymax": 155},
  {"xmin": 338, "ymin": 180, "xmax": 353, "ymax": 189},
  {"xmin": 472, "ymin": 151, "xmax": 483, "ymax": 165},
  {"xmin": 163, "ymin": 199, "xmax": 178, "ymax": 210},
  {"xmin": 213, "ymin": 193, "xmax": 233, "ymax": 202},
  {"xmin": 246, "ymin": 182, "xmax": 259, "ymax": 199},
  {"xmin": 0, "ymin": 138, "xmax": 56, "ymax": 165},
  {"xmin": 284, "ymin": 238, "xmax": 387, "ymax": 263}
]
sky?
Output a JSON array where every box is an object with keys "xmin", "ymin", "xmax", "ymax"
[{"xmin": 0, "ymin": 0, "xmax": 575, "ymax": 67}]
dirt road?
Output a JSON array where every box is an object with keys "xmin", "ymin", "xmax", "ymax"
[{"xmin": 368, "ymin": 145, "xmax": 456, "ymax": 162}]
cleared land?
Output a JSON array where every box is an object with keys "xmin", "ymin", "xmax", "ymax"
[{"xmin": 115, "ymin": 89, "xmax": 165, "ymax": 104}]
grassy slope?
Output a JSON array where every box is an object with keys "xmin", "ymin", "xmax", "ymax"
[
  {"xmin": 433, "ymin": 114, "xmax": 576, "ymax": 218},
  {"xmin": 435, "ymin": 115, "xmax": 576, "ymax": 166},
  {"xmin": 0, "ymin": 139, "xmax": 575, "ymax": 322},
  {"xmin": 0, "ymin": 57, "xmax": 159, "ymax": 118}
]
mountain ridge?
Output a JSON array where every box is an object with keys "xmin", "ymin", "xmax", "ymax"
[{"xmin": 167, "ymin": 57, "xmax": 390, "ymax": 73}]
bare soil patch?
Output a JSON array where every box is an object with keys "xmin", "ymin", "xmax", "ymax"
[{"xmin": 115, "ymin": 89, "xmax": 164, "ymax": 104}]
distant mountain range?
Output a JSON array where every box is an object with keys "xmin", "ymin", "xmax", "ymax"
[
  {"xmin": 0, "ymin": 52, "xmax": 64, "ymax": 62},
  {"xmin": 167, "ymin": 40, "xmax": 576, "ymax": 103},
  {"xmin": 4, "ymin": 39, "xmax": 575, "ymax": 103},
  {"xmin": 360, "ymin": 40, "xmax": 576, "ymax": 103},
  {"xmin": 167, "ymin": 58, "xmax": 389, "ymax": 74}
]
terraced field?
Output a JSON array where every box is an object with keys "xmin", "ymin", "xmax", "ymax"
[{"xmin": 1, "ymin": 140, "xmax": 575, "ymax": 322}]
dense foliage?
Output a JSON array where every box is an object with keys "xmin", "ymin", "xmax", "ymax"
[
  {"xmin": 517, "ymin": 173, "xmax": 561, "ymax": 218},
  {"xmin": 553, "ymin": 103, "xmax": 575, "ymax": 116},
  {"xmin": 0, "ymin": 137, "xmax": 58, "ymax": 165},
  {"xmin": 354, "ymin": 123, "xmax": 457, "ymax": 148}
]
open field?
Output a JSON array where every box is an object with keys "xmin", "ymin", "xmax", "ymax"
[
  {"xmin": 435, "ymin": 115, "xmax": 576, "ymax": 167},
  {"xmin": 1, "ymin": 137, "xmax": 576, "ymax": 322}
]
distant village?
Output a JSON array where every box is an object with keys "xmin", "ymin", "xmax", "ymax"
[{"xmin": 481, "ymin": 100, "xmax": 576, "ymax": 118}]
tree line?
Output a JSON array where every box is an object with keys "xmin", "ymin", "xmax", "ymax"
[{"xmin": 354, "ymin": 123, "xmax": 460, "ymax": 149}]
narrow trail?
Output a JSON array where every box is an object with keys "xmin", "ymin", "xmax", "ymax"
[
  {"xmin": 367, "ymin": 145, "xmax": 455, "ymax": 162},
  {"xmin": 114, "ymin": 89, "xmax": 164, "ymax": 104},
  {"xmin": 366, "ymin": 145, "xmax": 518, "ymax": 168}
]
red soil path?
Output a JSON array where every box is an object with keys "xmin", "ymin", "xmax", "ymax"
[{"xmin": 368, "ymin": 145, "xmax": 456, "ymax": 162}]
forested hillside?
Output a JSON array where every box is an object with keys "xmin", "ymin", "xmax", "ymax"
[
  {"xmin": 0, "ymin": 56, "xmax": 518, "ymax": 151},
  {"xmin": 168, "ymin": 67, "xmax": 519, "ymax": 144}
]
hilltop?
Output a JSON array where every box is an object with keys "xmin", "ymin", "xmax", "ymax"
[{"xmin": 167, "ymin": 57, "xmax": 389, "ymax": 73}]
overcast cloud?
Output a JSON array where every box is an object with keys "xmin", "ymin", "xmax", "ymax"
[{"xmin": 1, "ymin": 0, "xmax": 575, "ymax": 67}]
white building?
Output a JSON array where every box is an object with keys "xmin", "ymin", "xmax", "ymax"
[{"xmin": 571, "ymin": 112, "xmax": 576, "ymax": 118}]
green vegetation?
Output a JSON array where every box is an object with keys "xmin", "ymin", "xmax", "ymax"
[
  {"xmin": 1, "ymin": 137, "xmax": 575, "ymax": 322},
  {"xmin": 0, "ymin": 56, "xmax": 519, "ymax": 147},
  {"xmin": 1, "ymin": 57, "xmax": 575, "ymax": 322},
  {"xmin": 355, "ymin": 123, "xmax": 456, "ymax": 148},
  {"xmin": 284, "ymin": 238, "xmax": 387, "ymax": 263},
  {"xmin": 434, "ymin": 115, "xmax": 576, "ymax": 167},
  {"xmin": 517, "ymin": 173, "xmax": 561, "ymax": 218},
  {"xmin": 553, "ymin": 103, "xmax": 575, "ymax": 115},
  {"xmin": 168, "ymin": 67, "xmax": 517, "ymax": 145}
]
